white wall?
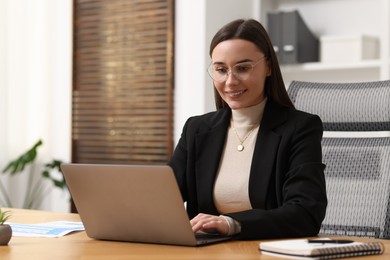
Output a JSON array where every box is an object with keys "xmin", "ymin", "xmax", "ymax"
[
  {"xmin": 0, "ymin": 0, "xmax": 72, "ymax": 212},
  {"xmin": 174, "ymin": 0, "xmax": 257, "ymax": 144},
  {"xmin": 174, "ymin": 0, "xmax": 207, "ymax": 144}
]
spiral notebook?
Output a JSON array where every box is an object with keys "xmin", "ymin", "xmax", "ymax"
[{"xmin": 259, "ymin": 238, "xmax": 384, "ymax": 259}]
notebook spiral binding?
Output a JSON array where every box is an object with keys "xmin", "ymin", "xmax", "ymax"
[{"xmin": 311, "ymin": 242, "xmax": 384, "ymax": 259}]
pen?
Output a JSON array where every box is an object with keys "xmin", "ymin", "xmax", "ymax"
[{"xmin": 307, "ymin": 239, "xmax": 354, "ymax": 244}]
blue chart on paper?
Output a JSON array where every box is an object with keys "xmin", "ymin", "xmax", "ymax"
[{"xmin": 8, "ymin": 221, "xmax": 85, "ymax": 237}]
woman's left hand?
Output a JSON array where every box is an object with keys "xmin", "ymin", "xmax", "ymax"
[{"xmin": 190, "ymin": 213, "xmax": 229, "ymax": 235}]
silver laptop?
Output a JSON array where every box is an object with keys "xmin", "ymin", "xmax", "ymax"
[{"xmin": 61, "ymin": 163, "xmax": 231, "ymax": 246}]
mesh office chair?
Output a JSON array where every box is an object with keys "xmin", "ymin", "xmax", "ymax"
[{"xmin": 288, "ymin": 80, "xmax": 390, "ymax": 239}]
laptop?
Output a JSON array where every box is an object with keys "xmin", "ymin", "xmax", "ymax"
[{"xmin": 61, "ymin": 163, "xmax": 232, "ymax": 246}]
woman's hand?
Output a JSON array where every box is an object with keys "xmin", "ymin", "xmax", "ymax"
[{"xmin": 190, "ymin": 213, "xmax": 229, "ymax": 235}]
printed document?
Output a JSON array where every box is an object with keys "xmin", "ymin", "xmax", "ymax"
[{"xmin": 7, "ymin": 221, "xmax": 85, "ymax": 238}]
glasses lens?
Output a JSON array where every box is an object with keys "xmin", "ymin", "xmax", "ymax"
[
  {"xmin": 232, "ymin": 63, "xmax": 253, "ymax": 81},
  {"xmin": 207, "ymin": 61, "xmax": 257, "ymax": 82},
  {"xmin": 208, "ymin": 64, "xmax": 227, "ymax": 82}
]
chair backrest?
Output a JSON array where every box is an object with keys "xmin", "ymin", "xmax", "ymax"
[{"xmin": 288, "ymin": 80, "xmax": 390, "ymax": 239}]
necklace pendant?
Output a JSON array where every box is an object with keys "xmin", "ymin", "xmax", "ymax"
[{"xmin": 237, "ymin": 144, "xmax": 244, "ymax": 152}]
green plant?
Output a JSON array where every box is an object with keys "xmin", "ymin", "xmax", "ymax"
[
  {"xmin": 0, "ymin": 208, "xmax": 11, "ymax": 225},
  {"xmin": 0, "ymin": 139, "xmax": 67, "ymax": 209}
]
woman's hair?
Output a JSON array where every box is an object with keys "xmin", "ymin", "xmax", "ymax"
[{"xmin": 209, "ymin": 19, "xmax": 295, "ymax": 110}]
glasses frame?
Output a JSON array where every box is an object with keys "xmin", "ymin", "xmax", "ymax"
[{"xmin": 207, "ymin": 56, "xmax": 267, "ymax": 83}]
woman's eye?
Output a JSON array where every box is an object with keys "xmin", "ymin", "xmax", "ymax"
[
  {"xmin": 215, "ymin": 67, "xmax": 228, "ymax": 74},
  {"xmin": 235, "ymin": 64, "xmax": 251, "ymax": 73}
]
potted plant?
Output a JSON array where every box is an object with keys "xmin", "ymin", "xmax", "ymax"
[
  {"xmin": 0, "ymin": 139, "xmax": 67, "ymax": 209},
  {"xmin": 0, "ymin": 208, "xmax": 11, "ymax": 245}
]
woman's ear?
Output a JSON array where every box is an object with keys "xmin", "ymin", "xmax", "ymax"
[{"xmin": 266, "ymin": 61, "xmax": 272, "ymax": 77}]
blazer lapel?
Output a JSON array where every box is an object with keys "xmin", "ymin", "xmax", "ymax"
[
  {"xmin": 249, "ymin": 101, "xmax": 288, "ymax": 208},
  {"xmin": 194, "ymin": 109, "xmax": 230, "ymax": 213},
  {"xmin": 192, "ymin": 102, "xmax": 289, "ymax": 212}
]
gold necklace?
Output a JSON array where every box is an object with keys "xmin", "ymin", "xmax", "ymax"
[{"xmin": 231, "ymin": 119, "xmax": 258, "ymax": 152}]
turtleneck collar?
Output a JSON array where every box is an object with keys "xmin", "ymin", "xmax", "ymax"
[{"xmin": 231, "ymin": 98, "xmax": 267, "ymax": 127}]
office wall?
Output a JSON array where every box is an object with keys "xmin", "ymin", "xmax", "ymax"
[
  {"xmin": 174, "ymin": 0, "xmax": 257, "ymax": 144},
  {"xmin": 0, "ymin": 0, "xmax": 72, "ymax": 211}
]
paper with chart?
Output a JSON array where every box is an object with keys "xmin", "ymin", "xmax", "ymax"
[{"xmin": 7, "ymin": 221, "xmax": 85, "ymax": 237}]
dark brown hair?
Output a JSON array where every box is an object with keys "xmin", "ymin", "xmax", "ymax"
[{"xmin": 209, "ymin": 19, "xmax": 294, "ymax": 110}]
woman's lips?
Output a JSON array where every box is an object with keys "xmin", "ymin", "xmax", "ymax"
[{"xmin": 225, "ymin": 89, "xmax": 246, "ymax": 97}]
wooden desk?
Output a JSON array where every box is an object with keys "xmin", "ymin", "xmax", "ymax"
[{"xmin": 1, "ymin": 208, "xmax": 389, "ymax": 260}]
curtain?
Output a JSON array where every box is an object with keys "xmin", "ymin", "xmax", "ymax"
[{"xmin": 72, "ymin": 0, "xmax": 174, "ymax": 164}]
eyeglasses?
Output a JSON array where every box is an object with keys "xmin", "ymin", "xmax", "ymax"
[{"xmin": 207, "ymin": 56, "xmax": 267, "ymax": 82}]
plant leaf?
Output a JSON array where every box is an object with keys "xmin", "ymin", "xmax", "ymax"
[
  {"xmin": 2, "ymin": 140, "xmax": 43, "ymax": 175},
  {"xmin": 0, "ymin": 209, "xmax": 11, "ymax": 224},
  {"xmin": 41, "ymin": 159, "xmax": 67, "ymax": 190},
  {"xmin": 42, "ymin": 170, "xmax": 50, "ymax": 177}
]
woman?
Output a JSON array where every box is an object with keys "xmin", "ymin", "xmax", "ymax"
[{"xmin": 168, "ymin": 19, "xmax": 327, "ymax": 240}]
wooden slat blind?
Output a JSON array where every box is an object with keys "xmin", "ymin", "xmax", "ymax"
[{"xmin": 72, "ymin": 0, "xmax": 174, "ymax": 164}]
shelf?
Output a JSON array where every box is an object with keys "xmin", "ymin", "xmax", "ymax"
[
  {"xmin": 281, "ymin": 60, "xmax": 382, "ymax": 85},
  {"xmin": 259, "ymin": 0, "xmax": 389, "ymax": 82},
  {"xmin": 281, "ymin": 60, "xmax": 381, "ymax": 72}
]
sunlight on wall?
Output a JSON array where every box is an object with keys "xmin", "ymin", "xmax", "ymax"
[{"xmin": 0, "ymin": 0, "xmax": 72, "ymax": 212}]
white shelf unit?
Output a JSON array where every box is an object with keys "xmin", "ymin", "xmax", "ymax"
[{"xmin": 258, "ymin": 0, "xmax": 390, "ymax": 86}]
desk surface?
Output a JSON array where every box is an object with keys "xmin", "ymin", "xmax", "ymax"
[{"xmin": 1, "ymin": 208, "xmax": 389, "ymax": 260}]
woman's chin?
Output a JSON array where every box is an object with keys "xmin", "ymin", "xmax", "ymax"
[{"xmin": 225, "ymin": 99, "xmax": 251, "ymax": 109}]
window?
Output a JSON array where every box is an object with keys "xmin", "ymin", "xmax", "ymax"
[{"xmin": 72, "ymin": 0, "xmax": 174, "ymax": 164}]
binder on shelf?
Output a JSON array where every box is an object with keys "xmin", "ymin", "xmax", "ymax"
[
  {"xmin": 267, "ymin": 10, "xmax": 319, "ymax": 64},
  {"xmin": 267, "ymin": 12, "xmax": 282, "ymax": 62}
]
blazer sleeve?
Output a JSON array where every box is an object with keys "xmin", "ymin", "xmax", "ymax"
[
  {"xmin": 168, "ymin": 117, "xmax": 192, "ymax": 202},
  {"xmin": 226, "ymin": 113, "xmax": 327, "ymax": 240}
]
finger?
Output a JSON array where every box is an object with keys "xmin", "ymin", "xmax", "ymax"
[
  {"xmin": 191, "ymin": 221, "xmax": 204, "ymax": 233},
  {"xmin": 191, "ymin": 215, "xmax": 229, "ymax": 235},
  {"xmin": 201, "ymin": 219, "xmax": 229, "ymax": 235},
  {"xmin": 190, "ymin": 213, "xmax": 212, "ymax": 227},
  {"xmin": 190, "ymin": 213, "xmax": 216, "ymax": 232}
]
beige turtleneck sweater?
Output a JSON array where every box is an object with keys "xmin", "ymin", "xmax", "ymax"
[{"xmin": 213, "ymin": 99, "xmax": 267, "ymax": 234}]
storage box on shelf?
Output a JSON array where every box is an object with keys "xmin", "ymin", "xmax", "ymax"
[{"xmin": 321, "ymin": 35, "xmax": 379, "ymax": 63}]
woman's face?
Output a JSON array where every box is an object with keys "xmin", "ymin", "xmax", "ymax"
[{"xmin": 210, "ymin": 39, "xmax": 270, "ymax": 109}]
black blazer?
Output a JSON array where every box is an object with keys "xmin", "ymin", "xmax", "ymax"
[{"xmin": 168, "ymin": 100, "xmax": 327, "ymax": 240}]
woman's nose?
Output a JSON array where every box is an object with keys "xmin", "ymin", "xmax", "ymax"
[{"xmin": 225, "ymin": 71, "xmax": 239, "ymax": 85}]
